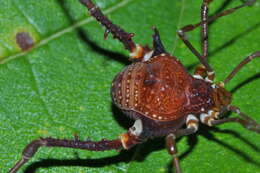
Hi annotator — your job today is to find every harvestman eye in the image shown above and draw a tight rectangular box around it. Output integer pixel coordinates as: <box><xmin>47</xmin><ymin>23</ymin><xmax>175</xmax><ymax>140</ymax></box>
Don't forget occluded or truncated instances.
<box><xmin>9</xmin><ymin>0</ymin><xmax>260</xmax><ymax>173</ymax></box>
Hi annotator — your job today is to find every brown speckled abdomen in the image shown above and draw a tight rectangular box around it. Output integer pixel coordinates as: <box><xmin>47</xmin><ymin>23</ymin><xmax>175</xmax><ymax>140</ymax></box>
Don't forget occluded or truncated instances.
<box><xmin>111</xmin><ymin>54</ymin><xmax>211</xmax><ymax>121</ymax></box>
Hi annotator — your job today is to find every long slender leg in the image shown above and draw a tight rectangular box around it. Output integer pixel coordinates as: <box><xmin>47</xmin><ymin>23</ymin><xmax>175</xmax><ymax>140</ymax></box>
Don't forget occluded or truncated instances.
<box><xmin>224</xmin><ymin>51</ymin><xmax>260</xmax><ymax>84</ymax></box>
<box><xmin>79</xmin><ymin>0</ymin><xmax>136</xmax><ymax>52</ymax></box>
<box><xmin>178</xmin><ymin>0</ymin><xmax>213</xmax><ymax>74</ymax></box>
<box><xmin>166</xmin><ymin>129</ymin><xmax>197</xmax><ymax>173</ymax></box>
<box><xmin>9</xmin><ymin>138</ymin><xmax>122</xmax><ymax>173</ymax></box>
<box><xmin>180</xmin><ymin>0</ymin><xmax>256</xmax><ymax>41</ymax></box>
<box><xmin>166</xmin><ymin>114</ymin><xmax>199</xmax><ymax>173</ymax></box>
<box><xmin>201</xmin><ymin>0</ymin><xmax>210</xmax><ymax>60</ymax></box>
<box><xmin>178</xmin><ymin>27</ymin><xmax>213</xmax><ymax>73</ymax></box>
<box><xmin>179</xmin><ymin>0</ymin><xmax>256</xmax><ymax>78</ymax></box>
<box><xmin>166</xmin><ymin>134</ymin><xmax>182</xmax><ymax>173</ymax></box>
<box><xmin>9</xmin><ymin>132</ymin><xmax>141</xmax><ymax>173</ymax></box>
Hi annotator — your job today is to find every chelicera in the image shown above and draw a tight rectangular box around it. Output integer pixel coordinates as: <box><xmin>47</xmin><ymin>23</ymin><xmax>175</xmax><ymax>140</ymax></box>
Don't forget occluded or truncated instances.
<box><xmin>9</xmin><ymin>0</ymin><xmax>260</xmax><ymax>172</ymax></box>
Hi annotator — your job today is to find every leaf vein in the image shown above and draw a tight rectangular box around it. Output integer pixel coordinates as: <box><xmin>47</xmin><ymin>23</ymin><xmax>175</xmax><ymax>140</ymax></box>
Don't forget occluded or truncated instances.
<box><xmin>171</xmin><ymin>0</ymin><xmax>186</xmax><ymax>54</ymax></box>
<box><xmin>0</xmin><ymin>0</ymin><xmax>134</xmax><ymax>65</ymax></box>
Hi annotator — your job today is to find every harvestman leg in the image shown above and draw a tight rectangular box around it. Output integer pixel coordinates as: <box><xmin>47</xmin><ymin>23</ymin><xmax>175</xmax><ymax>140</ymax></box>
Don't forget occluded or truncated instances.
<box><xmin>202</xmin><ymin>105</ymin><xmax>260</xmax><ymax>133</ymax></box>
<box><xmin>166</xmin><ymin>134</ymin><xmax>182</xmax><ymax>173</ymax></box>
<box><xmin>9</xmin><ymin>129</ymin><xmax>144</xmax><ymax>173</ymax></box>
<box><xmin>168</xmin><ymin>102</ymin><xmax>260</xmax><ymax>173</ymax></box>
<box><xmin>80</xmin><ymin>0</ymin><xmax>164</xmax><ymax>60</ymax></box>
<box><xmin>178</xmin><ymin>0</ymin><xmax>256</xmax><ymax>80</ymax></box>
<box><xmin>166</xmin><ymin>115</ymin><xmax>199</xmax><ymax>173</ymax></box>
<box><xmin>9</xmin><ymin>0</ymin><xmax>145</xmax><ymax>172</ymax></box>
<box><xmin>79</xmin><ymin>0</ymin><xmax>137</xmax><ymax>52</ymax></box>
<box><xmin>223</xmin><ymin>51</ymin><xmax>260</xmax><ymax>84</ymax></box>
<box><xmin>166</xmin><ymin>130</ymin><xmax>194</xmax><ymax>173</ymax></box>
<box><xmin>8</xmin><ymin>137</ymin><xmax>126</xmax><ymax>173</ymax></box>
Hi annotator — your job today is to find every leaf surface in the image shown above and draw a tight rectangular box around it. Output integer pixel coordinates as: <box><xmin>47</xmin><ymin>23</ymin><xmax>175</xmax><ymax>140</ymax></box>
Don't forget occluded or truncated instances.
<box><xmin>0</xmin><ymin>0</ymin><xmax>260</xmax><ymax>173</ymax></box>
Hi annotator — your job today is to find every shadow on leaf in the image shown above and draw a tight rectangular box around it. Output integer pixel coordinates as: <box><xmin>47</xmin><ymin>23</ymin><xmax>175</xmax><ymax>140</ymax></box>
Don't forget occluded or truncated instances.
<box><xmin>230</xmin><ymin>73</ymin><xmax>260</xmax><ymax>93</ymax></box>
<box><xmin>22</xmin><ymin>0</ymin><xmax>260</xmax><ymax>173</ymax></box>
<box><xmin>57</xmin><ymin>0</ymin><xmax>129</xmax><ymax>66</ymax></box>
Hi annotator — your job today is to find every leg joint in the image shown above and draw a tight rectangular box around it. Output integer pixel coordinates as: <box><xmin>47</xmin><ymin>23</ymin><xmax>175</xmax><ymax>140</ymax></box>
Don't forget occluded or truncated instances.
<box><xmin>186</xmin><ymin>114</ymin><xmax>199</xmax><ymax>132</ymax></box>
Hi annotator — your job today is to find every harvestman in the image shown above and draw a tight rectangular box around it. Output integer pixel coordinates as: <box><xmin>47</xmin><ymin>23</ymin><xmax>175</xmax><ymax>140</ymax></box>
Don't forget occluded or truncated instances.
<box><xmin>9</xmin><ymin>0</ymin><xmax>260</xmax><ymax>172</ymax></box>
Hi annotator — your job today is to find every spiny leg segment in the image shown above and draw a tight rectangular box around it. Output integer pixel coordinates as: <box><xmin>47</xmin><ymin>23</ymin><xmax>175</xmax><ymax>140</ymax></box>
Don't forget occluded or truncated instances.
<box><xmin>79</xmin><ymin>0</ymin><xmax>136</xmax><ymax>52</ymax></box>
<box><xmin>8</xmin><ymin>0</ymin><xmax>259</xmax><ymax>173</ymax></box>
<box><xmin>9</xmin><ymin>129</ymin><xmax>144</xmax><ymax>173</ymax></box>
<box><xmin>80</xmin><ymin>0</ymin><xmax>166</xmax><ymax>61</ymax></box>
<box><xmin>9</xmin><ymin>137</ymin><xmax>123</xmax><ymax>173</ymax></box>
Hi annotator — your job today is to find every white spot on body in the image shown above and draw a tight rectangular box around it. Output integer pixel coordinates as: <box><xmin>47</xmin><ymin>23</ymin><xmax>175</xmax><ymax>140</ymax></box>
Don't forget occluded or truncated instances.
<box><xmin>209</xmin><ymin>110</ymin><xmax>219</xmax><ymax>119</ymax></box>
<box><xmin>211</xmin><ymin>84</ymin><xmax>216</xmax><ymax>89</ymax></box>
<box><xmin>193</xmin><ymin>75</ymin><xmax>203</xmax><ymax>79</ymax></box>
<box><xmin>205</xmin><ymin>77</ymin><xmax>213</xmax><ymax>83</ymax></box>
<box><xmin>199</xmin><ymin>113</ymin><xmax>209</xmax><ymax>124</ymax></box>
<box><xmin>152</xmin><ymin>114</ymin><xmax>157</xmax><ymax>118</ymax></box>
<box><xmin>208</xmin><ymin>110</ymin><xmax>213</xmax><ymax>115</ymax></box>
<box><xmin>186</xmin><ymin>114</ymin><xmax>199</xmax><ymax>131</ymax></box>
<box><xmin>186</xmin><ymin>114</ymin><xmax>198</xmax><ymax>123</ymax></box>
<box><xmin>161</xmin><ymin>53</ymin><xmax>167</xmax><ymax>56</ymax></box>
<box><xmin>130</xmin><ymin>119</ymin><xmax>143</xmax><ymax>136</ymax></box>
<box><xmin>207</xmin><ymin>71</ymin><xmax>215</xmax><ymax>76</ymax></box>
<box><xmin>143</xmin><ymin>50</ymin><xmax>154</xmax><ymax>61</ymax></box>
<box><xmin>199</xmin><ymin>109</ymin><xmax>219</xmax><ymax>126</ymax></box>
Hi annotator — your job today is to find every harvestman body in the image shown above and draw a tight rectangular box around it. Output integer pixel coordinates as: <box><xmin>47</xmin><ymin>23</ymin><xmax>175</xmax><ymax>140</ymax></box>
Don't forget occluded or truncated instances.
<box><xmin>9</xmin><ymin>0</ymin><xmax>260</xmax><ymax>172</ymax></box>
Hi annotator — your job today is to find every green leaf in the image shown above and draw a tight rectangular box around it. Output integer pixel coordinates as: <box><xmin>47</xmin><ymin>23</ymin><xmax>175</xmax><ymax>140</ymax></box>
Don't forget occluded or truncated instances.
<box><xmin>1</xmin><ymin>0</ymin><xmax>260</xmax><ymax>173</ymax></box>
